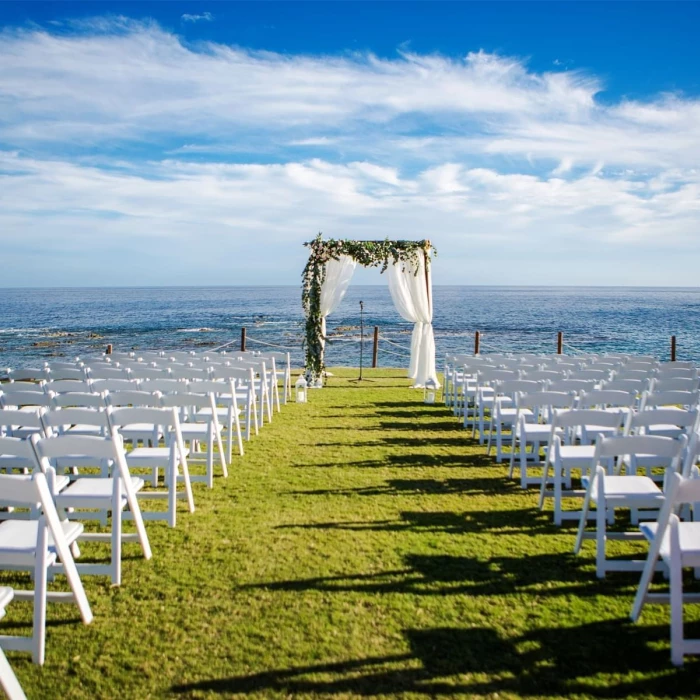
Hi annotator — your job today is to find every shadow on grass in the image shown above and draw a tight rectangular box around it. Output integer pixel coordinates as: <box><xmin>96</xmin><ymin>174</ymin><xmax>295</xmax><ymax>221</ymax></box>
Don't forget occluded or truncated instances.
<box><xmin>171</xmin><ymin>622</ymin><xmax>698</xmax><ymax>697</ymax></box>
<box><xmin>285</xmin><ymin>476</ymin><xmax>519</xmax><ymax>497</ymax></box>
<box><xmin>303</xmin><ymin>453</ymin><xmax>494</xmax><ymax>469</ymax></box>
<box><xmin>275</xmin><ymin>507</ymin><xmax>553</xmax><ymax>535</ymax></box>
<box><xmin>240</xmin><ymin>551</ymin><xmax>619</xmax><ymax>598</ymax></box>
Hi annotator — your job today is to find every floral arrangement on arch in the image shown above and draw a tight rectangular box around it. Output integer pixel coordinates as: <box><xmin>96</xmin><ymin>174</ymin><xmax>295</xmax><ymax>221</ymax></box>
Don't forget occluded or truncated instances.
<box><xmin>301</xmin><ymin>234</ymin><xmax>435</xmax><ymax>381</ymax></box>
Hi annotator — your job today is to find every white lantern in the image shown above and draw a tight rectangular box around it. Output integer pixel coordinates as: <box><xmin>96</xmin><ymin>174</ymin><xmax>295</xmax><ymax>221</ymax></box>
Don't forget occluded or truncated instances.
<box><xmin>295</xmin><ymin>374</ymin><xmax>308</xmax><ymax>403</ymax></box>
<box><xmin>424</xmin><ymin>377</ymin><xmax>438</xmax><ymax>405</ymax></box>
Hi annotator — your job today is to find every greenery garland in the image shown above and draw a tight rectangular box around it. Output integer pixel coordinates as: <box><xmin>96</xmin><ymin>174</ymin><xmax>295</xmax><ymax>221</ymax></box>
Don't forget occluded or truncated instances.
<box><xmin>302</xmin><ymin>234</ymin><xmax>436</xmax><ymax>381</ymax></box>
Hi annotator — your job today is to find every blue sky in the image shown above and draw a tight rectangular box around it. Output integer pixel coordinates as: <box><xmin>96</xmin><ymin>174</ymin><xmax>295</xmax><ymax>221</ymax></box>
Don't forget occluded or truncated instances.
<box><xmin>1</xmin><ymin>1</ymin><xmax>699</xmax><ymax>286</ymax></box>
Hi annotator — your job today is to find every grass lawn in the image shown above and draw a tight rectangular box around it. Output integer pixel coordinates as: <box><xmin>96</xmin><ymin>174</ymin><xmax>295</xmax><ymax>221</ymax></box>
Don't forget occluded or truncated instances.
<box><xmin>4</xmin><ymin>367</ymin><xmax>700</xmax><ymax>698</ymax></box>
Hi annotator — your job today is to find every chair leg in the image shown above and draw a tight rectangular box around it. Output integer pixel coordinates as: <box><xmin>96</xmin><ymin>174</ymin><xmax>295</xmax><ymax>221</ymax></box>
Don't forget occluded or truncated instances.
<box><xmin>670</xmin><ymin>517</ymin><xmax>685</xmax><ymax>666</ymax></box>
<box><xmin>33</xmin><ymin>526</ymin><xmax>48</xmax><ymax>665</ymax></box>
<box><xmin>574</xmin><ymin>480</ymin><xmax>594</xmax><ymax>554</ymax></box>
<box><xmin>595</xmin><ymin>480</ymin><xmax>607</xmax><ymax>579</ymax></box>
<box><xmin>111</xmin><ymin>475</ymin><xmax>123</xmax><ymax>585</ymax></box>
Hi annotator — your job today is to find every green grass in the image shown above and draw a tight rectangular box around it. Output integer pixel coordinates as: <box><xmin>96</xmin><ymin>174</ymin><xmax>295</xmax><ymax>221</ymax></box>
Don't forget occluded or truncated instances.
<box><xmin>4</xmin><ymin>368</ymin><xmax>700</xmax><ymax>699</ymax></box>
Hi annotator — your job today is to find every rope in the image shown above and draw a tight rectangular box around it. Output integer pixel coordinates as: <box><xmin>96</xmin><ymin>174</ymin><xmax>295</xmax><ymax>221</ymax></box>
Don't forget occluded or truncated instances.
<box><xmin>563</xmin><ymin>342</ymin><xmax>589</xmax><ymax>355</ymax></box>
<box><xmin>381</xmin><ymin>347</ymin><xmax>411</xmax><ymax>359</ymax></box>
<box><xmin>211</xmin><ymin>338</ymin><xmax>241</xmax><ymax>352</ymax></box>
<box><xmin>379</xmin><ymin>335</ymin><xmax>411</xmax><ymax>351</ymax></box>
<box><xmin>246</xmin><ymin>336</ymin><xmax>301</xmax><ymax>351</ymax></box>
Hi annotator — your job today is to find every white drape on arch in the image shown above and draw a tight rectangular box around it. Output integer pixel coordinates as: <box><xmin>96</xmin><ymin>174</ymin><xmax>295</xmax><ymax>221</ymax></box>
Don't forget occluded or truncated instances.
<box><xmin>386</xmin><ymin>252</ymin><xmax>439</xmax><ymax>388</ymax></box>
<box><xmin>320</xmin><ymin>255</ymin><xmax>357</xmax><ymax>350</ymax></box>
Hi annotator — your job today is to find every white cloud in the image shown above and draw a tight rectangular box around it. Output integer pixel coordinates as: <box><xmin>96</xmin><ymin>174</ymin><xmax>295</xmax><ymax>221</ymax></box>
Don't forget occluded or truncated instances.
<box><xmin>0</xmin><ymin>18</ymin><xmax>698</xmax><ymax>285</ymax></box>
<box><xmin>181</xmin><ymin>12</ymin><xmax>213</xmax><ymax>23</ymax></box>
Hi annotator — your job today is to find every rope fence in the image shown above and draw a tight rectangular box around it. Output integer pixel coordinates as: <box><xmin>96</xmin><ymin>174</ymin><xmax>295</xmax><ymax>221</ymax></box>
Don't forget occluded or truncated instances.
<box><xmin>208</xmin><ymin>327</ymin><xmax>683</xmax><ymax>366</ymax></box>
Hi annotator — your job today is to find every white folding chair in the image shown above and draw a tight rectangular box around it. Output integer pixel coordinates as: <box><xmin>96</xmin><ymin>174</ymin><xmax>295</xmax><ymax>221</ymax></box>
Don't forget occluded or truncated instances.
<box><xmin>258</xmin><ymin>351</ymin><xmax>291</xmax><ymax>407</ymax></box>
<box><xmin>574</xmin><ymin>434</ymin><xmax>686</xmax><ymax>578</ymax></box>
<box><xmin>211</xmin><ymin>366</ymin><xmax>259</xmax><ymax>440</ymax></box>
<box><xmin>631</xmin><ymin>470</ymin><xmax>700</xmax><ymax>665</ymax></box>
<box><xmin>107</xmin><ymin>407</ymin><xmax>194</xmax><ymax>527</ymax></box>
<box><xmin>508</xmin><ymin>391</ymin><xmax>576</xmax><ymax>488</ymax></box>
<box><xmin>538</xmin><ymin>408</ymin><xmax>624</xmax><ymax>526</ymax></box>
<box><xmin>187</xmin><ymin>379</ymin><xmax>244</xmax><ymax>460</ymax></box>
<box><xmin>485</xmin><ymin>379</ymin><xmax>541</xmax><ymax>462</ymax></box>
<box><xmin>33</xmin><ymin>431</ymin><xmax>152</xmax><ymax>585</ymax></box>
<box><xmin>159</xmin><ymin>392</ymin><xmax>227</xmax><ymax>489</ymax></box>
<box><xmin>0</xmin><ymin>469</ymin><xmax>93</xmax><ymax>664</ymax></box>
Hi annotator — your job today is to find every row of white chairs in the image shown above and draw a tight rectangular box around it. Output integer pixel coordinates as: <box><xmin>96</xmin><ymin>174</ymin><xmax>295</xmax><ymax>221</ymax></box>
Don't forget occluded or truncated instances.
<box><xmin>445</xmin><ymin>355</ymin><xmax>700</xmax><ymax>665</ymax></box>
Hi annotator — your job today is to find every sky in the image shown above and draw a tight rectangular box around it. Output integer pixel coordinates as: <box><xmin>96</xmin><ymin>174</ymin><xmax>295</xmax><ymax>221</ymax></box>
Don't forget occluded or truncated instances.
<box><xmin>0</xmin><ymin>1</ymin><xmax>699</xmax><ymax>287</ymax></box>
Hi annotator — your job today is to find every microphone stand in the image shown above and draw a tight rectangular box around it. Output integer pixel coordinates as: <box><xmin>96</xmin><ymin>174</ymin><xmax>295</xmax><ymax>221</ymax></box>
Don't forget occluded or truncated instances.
<box><xmin>358</xmin><ymin>300</ymin><xmax>364</xmax><ymax>381</ymax></box>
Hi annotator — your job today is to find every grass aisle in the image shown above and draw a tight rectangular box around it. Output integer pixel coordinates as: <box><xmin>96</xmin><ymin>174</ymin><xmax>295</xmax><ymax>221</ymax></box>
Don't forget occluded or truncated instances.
<box><xmin>8</xmin><ymin>368</ymin><xmax>700</xmax><ymax>698</ymax></box>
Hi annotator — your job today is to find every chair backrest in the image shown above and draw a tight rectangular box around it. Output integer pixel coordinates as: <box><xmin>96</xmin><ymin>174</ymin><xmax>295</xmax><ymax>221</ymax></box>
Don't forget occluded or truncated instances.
<box><xmin>44</xmin><ymin>379</ymin><xmax>93</xmax><ymax>395</ymax></box>
<box><xmin>123</xmin><ymin>366</ymin><xmax>170</xmax><ymax>380</ymax></box>
<box><xmin>210</xmin><ymin>365</ymin><xmax>254</xmax><ymax>386</ymax></box>
<box><xmin>186</xmin><ymin>379</ymin><xmax>236</xmax><ymax>397</ymax></box>
<box><xmin>547</xmin><ymin>379</ymin><xmax>597</xmax><ymax>394</ymax></box>
<box><xmin>521</xmin><ymin>370</ymin><xmax>565</xmax><ymax>382</ymax></box>
<box><xmin>87</xmin><ymin>366</ymin><xmax>131</xmax><ymax>380</ymax></box>
<box><xmin>552</xmin><ymin>407</ymin><xmax>625</xmax><ymax>430</ymax></box>
<box><xmin>577</xmin><ymin>389</ymin><xmax>637</xmax><ymax>409</ymax></box>
<box><xmin>516</xmin><ymin>391</ymin><xmax>576</xmax><ymax>416</ymax></box>
<box><xmin>551</xmin><ymin>408</ymin><xmax>625</xmax><ymax>445</ymax></box>
<box><xmin>107</xmin><ymin>406</ymin><xmax>183</xmax><ymax>435</ymax></box>
<box><xmin>7</xmin><ymin>368</ymin><xmax>49</xmax><ymax>382</ymax></box>
<box><xmin>625</xmin><ymin>408</ymin><xmax>700</xmax><ymax>435</ymax></box>
<box><xmin>649</xmin><ymin>377</ymin><xmax>700</xmax><ymax>394</ymax></box>
<box><xmin>476</xmin><ymin>368</ymin><xmax>519</xmax><ymax>384</ymax></box>
<box><xmin>160</xmin><ymin>391</ymin><xmax>214</xmax><ymax>412</ymax></box>
<box><xmin>0</xmin><ymin>390</ymin><xmax>55</xmax><ymax>409</ymax></box>
<box><xmin>104</xmin><ymin>390</ymin><xmax>162</xmax><ymax>408</ymax></box>
<box><xmin>567</xmin><ymin>369</ymin><xmax>610</xmax><ymax>381</ymax></box>
<box><xmin>640</xmin><ymin>389</ymin><xmax>700</xmax><ymax>411</ymax></box>
<box><xmin>0</xmin><ymin>434</ymin><xmax>42</xmax><ymax>475</ymax></box>
<box><xmin>139</xmin><ymin>379</ymin><xmax>187</xmax><ymax>394</ymax></box>
<box><xmin>90</xmin><ymin>378</ymin><xmax>141</xmax><ymax>393</ymax></box>
<box><xmin>34</xmin><ymin>431</ymin><xmax>122</xmax><ymax>463</ymax></box>
<box><xmin>601</xmin><ymin>378</ymin><xmax>647</xmax><ymax>394</ymax></box>
<box><xmin>594</xmin><ymin>434</ymin><xmax>686</xmax><ymax>463</ymax></box>
<box><xmin>167</xmin><ymin>366</ymin><xmax>211</xmax><ymax>381</ymax></box>
<box><xmin>1</xmin><ymin>381</ymin><xmax>45</xmax><ymax>393</ymax></box>
<box><xmin>46</xmin><ymin>368</ymin><xmax>87</xmax><ymax>381</ymax></box>
<box><xmin>0</xmin><ymin>408</ymin><xmax>47</xmax><ymax>438</ymax></box>
<box><xmin>494</xmin><ymin>379</ymin><xmax>542</xmax><ymax>397</ymax></box>
<box><xmin>624</xmin><ymin>361</ymin><xmax>659</xmax><ymax>371</ymax></box>
<box><xmin>51</xmin><ymin>391</ymin><xmax>106</xmax><ymax>409</ymax></box>
<box><xmin>41</xmin><ymin>407</ymin><xmax>110</xmax><ymax>435</ymax></box>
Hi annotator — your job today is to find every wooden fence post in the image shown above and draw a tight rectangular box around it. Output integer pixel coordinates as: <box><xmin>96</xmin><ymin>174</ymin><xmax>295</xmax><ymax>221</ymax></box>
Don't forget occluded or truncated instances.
<box><xmin>474</xmin><ymin>331</ymin><xmax>480</xmax><ymax>356</ymax></box>
<box><xmin>106</xmin><ymin>344</ymin><xmax>113</xmax><ymax>355</ymax></box>
<box><xmin>671</xmin><ymin>335</ymin><xmax>677</xmax><ymax>362</ymax></box>
<box><xmin>240</xmin><ymin>327</ymin><xmax>247</xmax><ymax>352</ymax></box>
<box><xmin>372</xmin><ymin>326</ymin><xmax>379</xmax><ymax>368</ymax></box>
<box><xmin>557</xmin><ymin>331</ymin><xmax>563</xmax><ymax>355</ymax></box>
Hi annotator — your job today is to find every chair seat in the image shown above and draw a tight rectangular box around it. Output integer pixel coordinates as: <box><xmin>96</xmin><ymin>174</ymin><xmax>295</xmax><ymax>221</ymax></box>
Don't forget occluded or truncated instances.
<box><xmin>556</xmin><ymin>444</ymin><xmax>596</xmax><ymax>462</ymax></box>
<box><xmin>521</xmin><ymin>424</ymin><xmax>554</xmax><ymax>439</ymax></box>
<box><xmin>584</xmin><ymin>474</ymin><xmax>663</xmax><ymax>500</ymax></box>
<box><xmin>0</xmin><ymin>519</ymin><xmax>83</xmax><ymax>555</ymax></box>
<box><xmin>641</xmin><ymin>521</ymin><xmax>700</xmax><ymax>563</ymax></box>
<box><xmin>500</xmin><ymin>407</ymin><xmax>533</xmax><ymax>420</ymax></box>
<box><xmin>127</xmin><ymin>446</ymin><xmax>183</xmax><ymax>461</ymax></box>
<box><xmin>57</xmin><ymin>476</ymin><xmax>144</xmax><ymax>503</ymax></box>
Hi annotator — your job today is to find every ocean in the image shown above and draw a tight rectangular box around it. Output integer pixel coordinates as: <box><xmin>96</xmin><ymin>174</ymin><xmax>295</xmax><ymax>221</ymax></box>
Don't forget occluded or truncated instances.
<box><xmin>1</xmin><ymin>286</ymin><xmax>699</xmax><ymax>370</ymax></box>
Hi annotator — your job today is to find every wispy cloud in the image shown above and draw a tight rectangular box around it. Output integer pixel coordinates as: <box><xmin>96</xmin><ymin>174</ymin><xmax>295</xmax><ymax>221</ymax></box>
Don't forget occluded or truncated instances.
<box><xmin>181</xmin><ymin>12</ymin><xmax>213</xmax><ymax>23</ymax></box>
<box><xmin>0</xmin><ymin>18</ymin><xmax>698</xmax><ymax>285</ymax></box>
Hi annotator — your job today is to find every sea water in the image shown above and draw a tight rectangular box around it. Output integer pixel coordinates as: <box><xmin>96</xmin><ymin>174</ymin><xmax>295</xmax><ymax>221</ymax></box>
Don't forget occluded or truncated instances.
<box><xmin>1</xmin><ymin>286</ymin><xmax>699</xmax><ymax>370</ymax></box>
